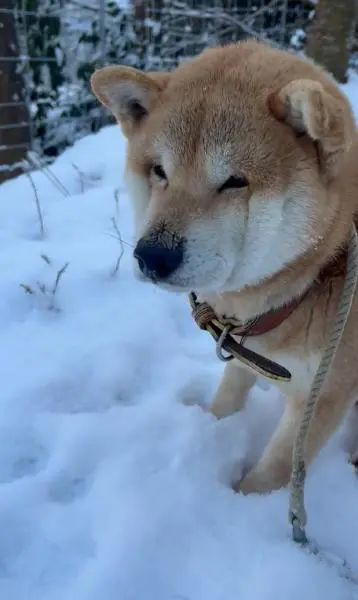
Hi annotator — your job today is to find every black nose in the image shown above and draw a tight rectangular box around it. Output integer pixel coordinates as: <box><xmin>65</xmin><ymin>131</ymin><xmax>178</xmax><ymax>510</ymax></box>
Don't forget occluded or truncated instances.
<box><xmin>134</xmin><ymin>238</ymin><xmax>184</xmax><ymax>280</ymax></box>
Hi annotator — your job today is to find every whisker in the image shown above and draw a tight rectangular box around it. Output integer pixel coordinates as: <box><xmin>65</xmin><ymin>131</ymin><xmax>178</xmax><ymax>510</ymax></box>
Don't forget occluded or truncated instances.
<box><xmin>105</xmin><ymin>232</ymin><xmax>135</xmax><ymax>249</ymax></box>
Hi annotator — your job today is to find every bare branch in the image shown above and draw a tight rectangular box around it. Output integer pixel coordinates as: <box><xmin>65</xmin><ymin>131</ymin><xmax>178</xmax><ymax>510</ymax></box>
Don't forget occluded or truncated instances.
<box><xmin>37</xmin><ymin>281</ymin><xmax>47</xmax><ymax>295</ymax></box>
<box><xmin>243</xmin><ymin>0</ymin><xmax>281</xmax><ymax>24</ymax></box>
<box><xmin>41</xmin><ymin>253</ymin><xmax>51</xmax><ymax>265</ymax></box>
<box><xmin>52</xmin><ymin>262</ymin><xmax>70</xmax><ymax>295</ymax></box>
<box><xmin>20</xmin><ymin>283</ymin><xmax>34</xmax><ymax>295</ymax></box>
<box><xmin>26</xmin><ymin>171</ymin><xmax>45</xmax><ymax>237</ymax></box>
<box><xmin>114</xmin><ymin>188</ymin><xmax>120</xmax><ymax>219</ymax></box>
<box><xmin>72</xmin><ymin>162</ymin><xmax>85</xmax><ymax>193</ymax></box>
<box><xmin>111</xmin><ymin>216</ymin><xmax>125</xmax><ymax>277</ymax></box>
<box><xmin>27</xmin><ymin>153</ymin><xmax>70</xmax><ymax>198</ymax></box>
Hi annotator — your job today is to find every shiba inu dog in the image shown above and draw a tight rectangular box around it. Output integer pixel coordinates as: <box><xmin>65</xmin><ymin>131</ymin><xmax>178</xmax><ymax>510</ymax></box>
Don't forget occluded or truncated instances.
<box><xmin>91</xmin><ymin>40</ymin><xmax>358</xmax><ymax>494</ymax></box>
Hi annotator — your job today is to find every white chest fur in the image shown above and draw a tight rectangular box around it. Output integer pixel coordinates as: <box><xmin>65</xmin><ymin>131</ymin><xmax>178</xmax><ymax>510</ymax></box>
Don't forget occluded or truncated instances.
<box><xmin>243</xmin><ymin>337</ymin><xmax>320</xmax><ymax>398</ymax></box>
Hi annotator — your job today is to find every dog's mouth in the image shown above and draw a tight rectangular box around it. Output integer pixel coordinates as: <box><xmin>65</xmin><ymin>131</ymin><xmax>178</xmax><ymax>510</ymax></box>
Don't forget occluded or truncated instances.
<box><xmin>133</xmin><ymin>260</ymin><xmax>189</xmax><ymax>292</ymax></box>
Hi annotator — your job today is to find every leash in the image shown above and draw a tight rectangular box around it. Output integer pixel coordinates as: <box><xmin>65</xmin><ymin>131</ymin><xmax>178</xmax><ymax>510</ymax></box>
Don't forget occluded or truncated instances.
<box><xmin>289</xmin><ymin>223</ymin><xmax>358</xmax><ymax>579</ymax></box>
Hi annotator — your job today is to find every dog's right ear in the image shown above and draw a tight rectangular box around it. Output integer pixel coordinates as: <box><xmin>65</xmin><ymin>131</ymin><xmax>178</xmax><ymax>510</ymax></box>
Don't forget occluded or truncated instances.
<box><xmin>91</xmin><ymin>66</ymin><xmax>168</xmax><ymax>137</ymax></box>
<box><xmin>268</xmin><ymin>79</ymin><xmax>354</xmax><ymax>179</ymax></box>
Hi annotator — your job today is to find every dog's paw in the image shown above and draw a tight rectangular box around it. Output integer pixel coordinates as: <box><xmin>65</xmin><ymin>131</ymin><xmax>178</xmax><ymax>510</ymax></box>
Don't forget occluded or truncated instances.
<box><xmin>179</xmin><ymin>378</ymin><xmax>212</xmax><ymax>412</ymax></box>
<box><xmin>232</xmin><ymin>470</ymin><xmax>271</xmax><ymax>495</ymax></box>
<box><xmin>233</xmin><ymin>464</ymin><xmax>289</xmax><ymax>495</ymax></box>
<box><xmin>209</xmin><ymin>401</ymin><xmax>231</xmax><ymax>419</ymax></box>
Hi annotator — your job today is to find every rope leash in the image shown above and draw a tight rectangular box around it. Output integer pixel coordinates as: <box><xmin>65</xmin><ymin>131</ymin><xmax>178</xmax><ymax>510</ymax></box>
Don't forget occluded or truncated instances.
<box><xmin>289</xmin><ymin>223</ymin><xmax>358</xmax><ymax>581</ymax></box>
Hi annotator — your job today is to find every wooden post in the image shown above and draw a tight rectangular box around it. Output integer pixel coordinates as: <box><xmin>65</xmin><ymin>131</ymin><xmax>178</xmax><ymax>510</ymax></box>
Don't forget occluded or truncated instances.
<box><xmin>0</xmin><ymin>1</ymin><xmax>31</xmax><ymax>182</ymax></box>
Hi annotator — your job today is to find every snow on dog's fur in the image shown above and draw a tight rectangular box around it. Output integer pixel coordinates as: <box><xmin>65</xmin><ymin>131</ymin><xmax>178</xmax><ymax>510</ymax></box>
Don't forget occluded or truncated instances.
<box><xmin>91</xmin><ymin>41</ymin><xmax>358</xmax><ymax>494</ymax></box>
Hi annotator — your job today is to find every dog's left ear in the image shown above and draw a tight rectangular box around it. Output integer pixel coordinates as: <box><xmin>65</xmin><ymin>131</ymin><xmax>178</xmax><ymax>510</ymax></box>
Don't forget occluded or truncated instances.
<box><xmin>269</xmin><ymin>79</ymin><xmax>354</xmax><ymax>179</ymax></box>
<box><xmin>91</xmin><ymin>66</ymin><xmax>169</xmax><ymax>137</ymax></box>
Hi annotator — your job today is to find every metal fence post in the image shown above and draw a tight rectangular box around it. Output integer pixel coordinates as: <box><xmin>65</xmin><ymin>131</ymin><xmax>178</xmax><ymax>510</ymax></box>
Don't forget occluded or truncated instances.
<box><xmin>99</xmin><ymin>0</ymin><xmax>106</xmax><ymax>67</ymax></box>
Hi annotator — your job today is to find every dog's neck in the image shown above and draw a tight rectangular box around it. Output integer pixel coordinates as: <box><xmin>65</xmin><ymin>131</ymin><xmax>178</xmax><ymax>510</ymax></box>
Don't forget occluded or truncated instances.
<box><xmin>199</xmin><ymin>232</ymin><xmax>349</xmax><ymax>325</ymax></box>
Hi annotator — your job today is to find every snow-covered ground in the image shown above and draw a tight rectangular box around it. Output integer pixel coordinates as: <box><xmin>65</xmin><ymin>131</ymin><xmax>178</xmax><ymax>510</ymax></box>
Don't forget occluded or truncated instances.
<box><xmin>0</xmin><ymin>74</ymin><xmax>358</xmax><ymax>600</ymax></box>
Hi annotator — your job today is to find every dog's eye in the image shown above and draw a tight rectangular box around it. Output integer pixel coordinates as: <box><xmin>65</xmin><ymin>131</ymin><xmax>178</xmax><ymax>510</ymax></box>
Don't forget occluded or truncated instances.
<box><xmin>218</xmin><ymin>176</ymin><xmax>248</xmax><ymax>192</ymax></box>
<box><xmin>152</xmin><ymin>164</ymin><xmax>167</xmax><ymax>180</ymax></box>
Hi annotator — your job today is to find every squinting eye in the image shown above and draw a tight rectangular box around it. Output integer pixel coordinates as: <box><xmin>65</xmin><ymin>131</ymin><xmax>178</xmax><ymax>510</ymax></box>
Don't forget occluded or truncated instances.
<box><xmin>152</xmin><ymin>164</ymin><xmax>167</xmax><ymax>180</ymax></box>
<box><xmin>218</xmin><ymin>175</ymin><xmax>248</xmax><ymax>192</ymax></box>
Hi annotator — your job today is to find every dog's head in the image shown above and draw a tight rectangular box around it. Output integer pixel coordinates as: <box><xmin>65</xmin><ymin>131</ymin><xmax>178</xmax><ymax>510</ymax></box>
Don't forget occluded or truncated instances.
<box><xmin>91</xmin><ymin>42</ymin><xmax>354</xmax><ymax>294</ymax></box>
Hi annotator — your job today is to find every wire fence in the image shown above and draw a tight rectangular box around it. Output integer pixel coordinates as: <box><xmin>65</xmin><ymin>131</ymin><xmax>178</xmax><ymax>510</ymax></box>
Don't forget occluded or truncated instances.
<box><xmin>0</xmin><ymin>0</ymin><xmax>356</xmax><ymax>181</ymax></box>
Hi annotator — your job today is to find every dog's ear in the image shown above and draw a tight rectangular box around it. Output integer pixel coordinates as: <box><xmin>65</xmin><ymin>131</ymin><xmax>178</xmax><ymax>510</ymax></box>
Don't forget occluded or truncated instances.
<box><xmin>91</xmin><ymin>66</ymin><xmax>168</xmax><ymax>136</ymax></box>
<box><xmin>269</xmin><ymin>79</ymin><xmax>353</xmax><ymax>179</ymax></box>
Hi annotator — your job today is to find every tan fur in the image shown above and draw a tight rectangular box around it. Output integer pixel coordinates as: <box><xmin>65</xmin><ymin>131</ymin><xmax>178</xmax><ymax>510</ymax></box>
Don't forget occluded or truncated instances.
<box><xmin>91</xmin><ymin>41</ymin><xmax>358</xmax><ymax>494</ymax></box>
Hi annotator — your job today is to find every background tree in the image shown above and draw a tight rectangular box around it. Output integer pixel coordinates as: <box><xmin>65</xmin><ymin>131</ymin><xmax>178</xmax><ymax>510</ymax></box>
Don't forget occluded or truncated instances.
<box><xmin>305</xmin><ymin>0</ymin><xmax>356</xmax><ymax>83</ymax></box>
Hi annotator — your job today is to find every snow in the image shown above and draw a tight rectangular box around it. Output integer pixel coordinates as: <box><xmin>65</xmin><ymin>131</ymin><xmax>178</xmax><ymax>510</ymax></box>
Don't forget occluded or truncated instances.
<box><xmin>0</xmin><ymin>78</ymin><xmax>358</xmax><ymax>600</ymax></box>
<box><xmin>346</xmin><ymin>73</ymin><xmax>358</xmax><ymax>122</ymax></box>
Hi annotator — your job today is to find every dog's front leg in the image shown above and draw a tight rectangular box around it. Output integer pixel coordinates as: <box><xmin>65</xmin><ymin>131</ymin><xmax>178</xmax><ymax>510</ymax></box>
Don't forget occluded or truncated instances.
<box><xmin>235</xmin><ymin>388</ymin><xmax>353</xmax><ymax>494</ymax></box>
<box><xmin>210</xmin><ymin>362</ymin><xmax>256</xmax><ymax>419</ymax></box>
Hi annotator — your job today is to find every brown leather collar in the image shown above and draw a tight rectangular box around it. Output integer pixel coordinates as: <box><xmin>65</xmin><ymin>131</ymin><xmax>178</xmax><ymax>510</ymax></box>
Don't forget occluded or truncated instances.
<box><xmin>226</xmin><ymin>294</ymin><xmax>304</xmax><ymax>338</ymax></box>
<box><xmin>215</xmin><ymin>246</ymin><xmax>347</xmax><ymax>339</ymax></box>
<box><xmin>189</xmin><ymin>291</ymin><xmax>293</xmax><ymax>380</ymax></box>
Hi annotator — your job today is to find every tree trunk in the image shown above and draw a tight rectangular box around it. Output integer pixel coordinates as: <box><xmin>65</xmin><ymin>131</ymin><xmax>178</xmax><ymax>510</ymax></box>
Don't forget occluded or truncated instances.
<box><xmin>305</xmin><ymin>0</ymin><xmax>356</xmax><ymax>83</ymax></box>
<box><xmin>0</xmin><ymin>0</ymin><xmax>31</xmax><ymax>182</ymax></box>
